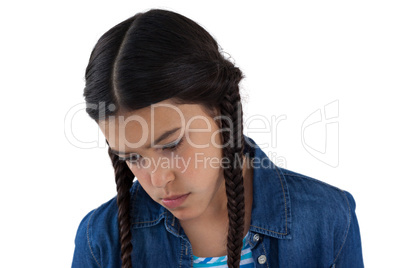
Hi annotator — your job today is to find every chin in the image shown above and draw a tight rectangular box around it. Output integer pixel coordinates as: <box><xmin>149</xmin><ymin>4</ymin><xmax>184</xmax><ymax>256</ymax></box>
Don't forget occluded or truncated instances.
<box><xmin>169</xmin><ymin>208</ymin><xmax>199</xmax><ymax>222</ymax></box>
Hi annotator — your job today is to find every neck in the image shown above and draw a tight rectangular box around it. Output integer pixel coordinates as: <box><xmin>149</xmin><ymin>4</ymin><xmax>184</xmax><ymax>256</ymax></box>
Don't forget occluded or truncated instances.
<box><xmin>179</xmin><ymin>155</ymin><xmax>254</xmax><ymax>257</ymax></box>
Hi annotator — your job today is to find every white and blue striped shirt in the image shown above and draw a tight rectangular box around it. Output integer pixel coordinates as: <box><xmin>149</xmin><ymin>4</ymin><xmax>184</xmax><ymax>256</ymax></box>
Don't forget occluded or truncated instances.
<box><xmin>193</xmin><ymin>233</ymin><xmax>255</xmax><ymax>268</ymax></box>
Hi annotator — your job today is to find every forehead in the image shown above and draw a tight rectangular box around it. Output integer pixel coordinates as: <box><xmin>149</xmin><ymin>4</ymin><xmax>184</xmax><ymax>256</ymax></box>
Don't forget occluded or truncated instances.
<box><xmin>99</xmin><ymin>101</ymin><xmax>217</xmax><ymax>151</ymax></box>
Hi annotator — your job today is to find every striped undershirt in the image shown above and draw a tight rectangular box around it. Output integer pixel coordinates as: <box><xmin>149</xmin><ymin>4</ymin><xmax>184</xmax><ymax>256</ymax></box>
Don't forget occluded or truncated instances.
<box><xmin>193</xmin><ymin>233</ymin><xmax>255</xmax><ymax>268</ymax></box>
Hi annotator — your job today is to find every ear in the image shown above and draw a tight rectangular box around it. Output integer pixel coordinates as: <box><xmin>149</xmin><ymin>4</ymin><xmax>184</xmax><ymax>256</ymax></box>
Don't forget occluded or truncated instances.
<box><xmin>211</xmin><ymin>107</ymin><xmax>222</xmax><ymax>129</ymax></box>
<box><xmin>212</xmin><ymin>107</ymin><xmax>220</xmax><ymax>118</ymax></box>
<box><xmin>200</xmin><ymin>105</ymin><xmax>221</xmax><ymax>128</ymax></box>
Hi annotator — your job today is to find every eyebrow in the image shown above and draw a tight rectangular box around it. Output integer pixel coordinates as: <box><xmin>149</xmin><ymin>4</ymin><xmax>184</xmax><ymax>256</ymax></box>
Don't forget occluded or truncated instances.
<box><xmin>109</xmin><ymin>127</ymin><xmax>181</xmax><ymax>156</ymax></box>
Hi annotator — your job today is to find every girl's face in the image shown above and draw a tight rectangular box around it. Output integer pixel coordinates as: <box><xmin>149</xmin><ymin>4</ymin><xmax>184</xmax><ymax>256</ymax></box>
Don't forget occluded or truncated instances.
<box><xmin>99</xmin><ymin>99</ymin><xmax>229</xmax><ymax>222</ymax></box>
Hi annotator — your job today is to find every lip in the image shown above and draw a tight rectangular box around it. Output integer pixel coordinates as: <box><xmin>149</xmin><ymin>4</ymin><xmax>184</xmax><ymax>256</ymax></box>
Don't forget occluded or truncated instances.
<box><xmin>162</xmin><ymin>193</ymin><xmax>189</xmax><ymax>200</ymax></box>
<box><xmin>161</xmin><ymin>193</ymin><xmax>190</xmax><ymax>209</ymax></box>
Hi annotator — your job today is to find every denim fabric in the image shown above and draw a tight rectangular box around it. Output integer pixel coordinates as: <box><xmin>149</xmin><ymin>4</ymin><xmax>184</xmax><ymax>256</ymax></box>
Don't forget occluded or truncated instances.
<box><xmin>72</xmin><ymin>135</ymin><xmax>364</xmax><ymax>267</ymax></box>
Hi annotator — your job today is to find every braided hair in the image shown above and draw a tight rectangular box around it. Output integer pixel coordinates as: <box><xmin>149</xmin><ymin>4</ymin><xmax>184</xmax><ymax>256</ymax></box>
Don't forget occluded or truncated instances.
<box><xmin>107</xmin><ymin>141</ymin><xmax>134</xmax><ymax>268</ymax></box>
<box><xmin>219</xmin><ymin>66</ymin><xmax>245</xmax><ymax>267</ymax></box>
<box><xmin>83</xmin><ymin>9</ymin><xmax>246</xmax><ymax>268</ymax></box>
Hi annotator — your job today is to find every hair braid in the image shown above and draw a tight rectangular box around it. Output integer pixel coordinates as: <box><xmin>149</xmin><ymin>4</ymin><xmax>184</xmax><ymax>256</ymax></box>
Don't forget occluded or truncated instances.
<box><xmin>219</xmin><ymin>64</ymin><xmax>245</xmax><ymax>268</ymax></box>
<box><xmin>107</xmin><ymin>140</ymin><xmax>134</xmax><ymax>268</ymax></box>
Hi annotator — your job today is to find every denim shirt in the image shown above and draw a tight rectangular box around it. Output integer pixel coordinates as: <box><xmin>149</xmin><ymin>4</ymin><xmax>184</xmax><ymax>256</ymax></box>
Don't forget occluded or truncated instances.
<box><xmin>72</xmin><ymin>135</ymin><xmax>364</xmax><ymax>267</ymax></box>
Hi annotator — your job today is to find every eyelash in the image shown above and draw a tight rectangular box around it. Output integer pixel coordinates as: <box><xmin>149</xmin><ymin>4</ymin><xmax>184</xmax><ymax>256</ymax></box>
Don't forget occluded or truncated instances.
<box><xmin>122</xmin><ymin>138</ymin><xmax>184</xmax><ymax>164</ymax></box>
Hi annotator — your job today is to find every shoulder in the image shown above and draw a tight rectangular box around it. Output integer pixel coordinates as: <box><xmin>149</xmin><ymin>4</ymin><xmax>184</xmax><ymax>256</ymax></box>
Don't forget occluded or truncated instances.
<box><xmin>72</xmin><ymin>195</ymin><xmax>121</xmax><ymax>267</ymax></box>
<box><xmin>278</xmin><ymin>166</ymin><xmax>356</xmax><ymax>213</ymax></box>
<box><xmin>277</xmin><ymin>167</ymin><xmax>359</xmax><ymax>263</ymax></box>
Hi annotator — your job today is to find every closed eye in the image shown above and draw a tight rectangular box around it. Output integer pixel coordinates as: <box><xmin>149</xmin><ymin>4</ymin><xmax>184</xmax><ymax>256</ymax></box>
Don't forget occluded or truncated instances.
<box><xmin>122</xmin><ymin>137</ymin><xmax>184</xmax><ymax>164</ymax></box>
<box><xmin>161</xmin><ymin>137</ymin><xmax>184</xmax><ymax>151</ymax></box>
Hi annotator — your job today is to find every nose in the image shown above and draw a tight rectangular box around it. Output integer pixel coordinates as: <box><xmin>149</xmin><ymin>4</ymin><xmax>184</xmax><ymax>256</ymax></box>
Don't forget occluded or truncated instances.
<box><xmin>150</xmin><ymin>161</ymin><xmax>175</xmax><ymax>188</ymax></box>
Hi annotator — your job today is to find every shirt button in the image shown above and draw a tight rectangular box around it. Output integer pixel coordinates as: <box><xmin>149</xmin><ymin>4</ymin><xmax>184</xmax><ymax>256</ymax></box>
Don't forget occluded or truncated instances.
<box><xmin>258</xmin><ymin>255</ymin><xmax>267</xmax><ymax>264</ymax></box>
<box><xmin>253</xmin><ymin>234</ymin><xmax>260</xmax><ymax>242</ymax></box>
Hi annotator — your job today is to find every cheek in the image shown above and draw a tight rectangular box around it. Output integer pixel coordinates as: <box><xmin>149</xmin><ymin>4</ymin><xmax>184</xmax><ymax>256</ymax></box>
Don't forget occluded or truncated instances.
<box><xmin>182</xmin><ymin>151</ymin><xmax>222</xmax><ymax>186</ymax></box>
<box><xmin>126</xmin><ymin>162</ymin><xmax>151</xmax><ymax>186</ymax></box>
<box><xmin>181</xmin><ymin>148</ymin><xmax>208</xmax><ymax>180</ymax></box>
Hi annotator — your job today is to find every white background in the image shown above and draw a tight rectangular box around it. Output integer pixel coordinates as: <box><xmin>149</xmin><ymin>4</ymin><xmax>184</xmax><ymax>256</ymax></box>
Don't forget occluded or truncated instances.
<box><xmin>0</xmin><ymin>0</ymin><xmax>401</xmax><ymax>267</ymax></box>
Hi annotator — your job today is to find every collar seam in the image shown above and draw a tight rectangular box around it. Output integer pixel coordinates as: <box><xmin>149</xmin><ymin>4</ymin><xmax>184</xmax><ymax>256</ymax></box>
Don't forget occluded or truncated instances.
<box><xmin>250</xmin><ymin>225</ymin><xmax>288</xmax><ymax>235</ymax></box>
<box><xmin>275</xmin><ymin>165</ymin><xmax>289</xmax><ymax>235</ymax></box>
<box><xmin>132</xmin><ymin>211</ymin><xmax>166</xmax><ymax>226</ymax></box>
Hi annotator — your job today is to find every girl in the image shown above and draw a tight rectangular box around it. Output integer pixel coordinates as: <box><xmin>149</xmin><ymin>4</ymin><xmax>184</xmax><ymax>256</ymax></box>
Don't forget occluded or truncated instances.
<box><xmin>72</xmin><ymin>9</ymin><xmax>364</xmax><ymax>268</ymax></box>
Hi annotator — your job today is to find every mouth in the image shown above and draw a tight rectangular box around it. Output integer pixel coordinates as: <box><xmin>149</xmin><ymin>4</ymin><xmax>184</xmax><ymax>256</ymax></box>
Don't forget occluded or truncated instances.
<box><xmin>161</xmin><ymin>193</ymin><xmax>190</xmax><ymax>209</ymax></box>
<box><xmin>162</xmin><ymin>193</ymin><xmax>190</xmax><ymax>200</ymax></box>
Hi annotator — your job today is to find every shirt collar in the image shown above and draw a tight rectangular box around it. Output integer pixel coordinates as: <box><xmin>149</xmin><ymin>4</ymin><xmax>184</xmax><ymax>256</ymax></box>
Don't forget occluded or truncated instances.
<box><xmin>130</xmin><ymin>135</ymin><xmax>292</xmax><ymax>240</ymax></box>
<box><xmin>244</xmin><ymin>135</ymin><xmax>292</xmax><ymax>240</ymax></box>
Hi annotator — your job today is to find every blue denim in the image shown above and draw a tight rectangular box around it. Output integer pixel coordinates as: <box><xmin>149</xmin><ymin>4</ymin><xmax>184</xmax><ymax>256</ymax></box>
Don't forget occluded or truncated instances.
<box><xmin>72</xmin><ymin>135</ymin><xmax>364</xmax><ymax>267</ymax></box>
